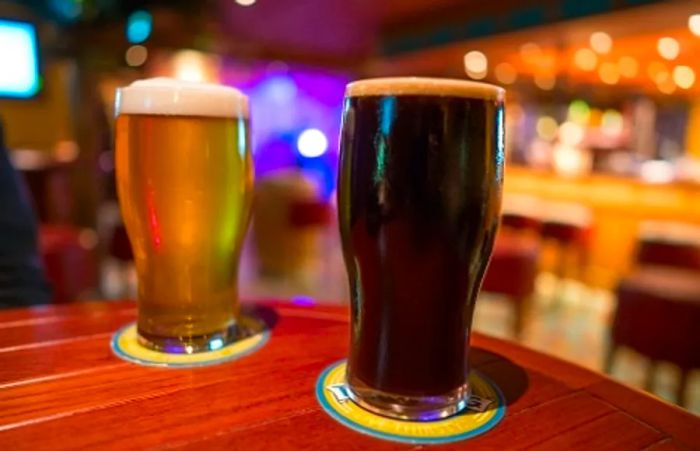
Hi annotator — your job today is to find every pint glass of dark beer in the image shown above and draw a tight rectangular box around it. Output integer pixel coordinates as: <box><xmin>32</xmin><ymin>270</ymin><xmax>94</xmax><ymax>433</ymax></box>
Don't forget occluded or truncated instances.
<box><xmin>115</xmin><ymin>78</ymin><xmax>253</xmax><ymax>353</ymax></box>
<box><xmin>338</xmin><ymin>77</ymin><xmax>505</xmax><ymax>420</ymax></box>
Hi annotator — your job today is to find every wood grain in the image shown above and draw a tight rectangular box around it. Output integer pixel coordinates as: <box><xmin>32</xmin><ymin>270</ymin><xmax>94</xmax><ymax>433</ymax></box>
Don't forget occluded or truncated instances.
<box><xmin>587</xmin><ymin>379</ymin><xmax>700</xmax><ymax>449</ymax></box>
<box><xmin>528</xmin><ymin>411</ymin><xmax>663</xmax><ymax>450</ymax></box>
<box><xmin>0</xmin><ymin>301</ymin><xmax>698</xmax><ymax>450</ymax></box>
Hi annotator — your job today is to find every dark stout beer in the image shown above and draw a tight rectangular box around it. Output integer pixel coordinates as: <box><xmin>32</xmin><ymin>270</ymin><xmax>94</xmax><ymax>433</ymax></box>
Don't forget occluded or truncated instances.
<box><xmin>338</xmin><ymin>78</ymin><xmax>505</xmax><ymax>420</ymax></box>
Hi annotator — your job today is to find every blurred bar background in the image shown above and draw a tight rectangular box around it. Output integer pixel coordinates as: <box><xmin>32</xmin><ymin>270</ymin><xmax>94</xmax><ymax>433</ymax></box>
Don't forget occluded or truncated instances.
<box><xmin>1</xmin><ymin>0</ymin><xmax>699</xmax><ymax>414</ymax></box>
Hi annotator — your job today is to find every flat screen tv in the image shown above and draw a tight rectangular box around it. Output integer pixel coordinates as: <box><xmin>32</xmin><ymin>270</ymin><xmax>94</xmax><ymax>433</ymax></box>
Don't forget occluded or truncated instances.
<box><xmin>0</xmin><ymin>19</ymin><xmax>40</xmax><ymax>98</ymax></box>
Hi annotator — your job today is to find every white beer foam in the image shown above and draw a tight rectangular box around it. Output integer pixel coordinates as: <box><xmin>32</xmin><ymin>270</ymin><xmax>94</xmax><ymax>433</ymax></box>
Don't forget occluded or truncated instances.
<box><xmin>115</xmin><ymin>78</ymin><xmax>249</xmax><ymax>118</ymax></box>
<box><xmin>346</xmin><ymin>77</ymin><xmax>504</xmax><ymax>101</ymax></box>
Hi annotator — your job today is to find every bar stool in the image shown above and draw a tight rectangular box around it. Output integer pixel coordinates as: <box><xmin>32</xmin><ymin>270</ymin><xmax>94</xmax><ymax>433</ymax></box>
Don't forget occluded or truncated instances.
<box><xmin>608</xmin><ymin>222</ymin><xmax>700</xmax><ymax>406</ymax></box>
<box><xmin>636</xmin><ymin>221</ymin><xmax>700</xmax><ymax>270</ymax></box>
<box><xmin>501</xmin><ymin>213</ymin><xmax>541</xmax><ymax>234</ymax></box>
<box><xmin>609</xmin><ymin>266</ymin><xmax>700</xmax><ymax>407</ymax></box>
<box><xmin>481</xmin><ymin>232</ymin><xmax>540</xmax><ymax>337</ymax></box>
<box><xmin>539</xmin><ymin>202</ymin><xmax>592</xmax><ymax>281</ymax></box>
<box><xmin>500</xmin><ymin>194</ymin><xmax>542</xmax><ymax>234</ymax></box>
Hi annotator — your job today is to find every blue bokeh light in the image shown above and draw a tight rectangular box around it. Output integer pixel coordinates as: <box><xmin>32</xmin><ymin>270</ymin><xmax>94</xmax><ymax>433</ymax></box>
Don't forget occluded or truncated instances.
<box><xmin>50</xmin><ymin>0</ymin><xmax>82</xmax><ymax>21</ymax></box>
<box><xmin>126</xmin><ymin>10</ymin><xmax>152</xmax><ymax>44</ymax></box>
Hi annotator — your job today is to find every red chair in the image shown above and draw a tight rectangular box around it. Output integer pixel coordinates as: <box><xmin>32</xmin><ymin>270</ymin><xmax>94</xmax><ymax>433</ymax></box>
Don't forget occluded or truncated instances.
<box><xmin>609</xmin><ymin>224</ymin><xmax>700</xmax><ymax>406</ymax></box>
<box><xmin>540</xmin><ymin>220</ymin><xmax>592</xmax><ymax>280</ymax></box>
<box><xmin>500</xmin><ymin>212</ymin><xmax>541</xmax><ymax>233</ymax></box>
<box><xmin>609</xmin><ymin>266</ymin><xmax>700</xmax><ymax>407</ymax></box>
<box><xmin>500</xmin><ymin>195</ymin><xmax>542</xmax><ymax>234</ymax></box>
<box><xmin>482</xmin><ymin>233</ymin><xmax>540</xmax><ymax>336</ymax></box>
<box><xmin>39</xmin><ymin>225</ymin><xmax>97</xmax><ymax>303</ymax></box>
<box><xmin>636</xmin><ymin>239</ymin><xmax>700</xmax><ymax>270</ymax></box>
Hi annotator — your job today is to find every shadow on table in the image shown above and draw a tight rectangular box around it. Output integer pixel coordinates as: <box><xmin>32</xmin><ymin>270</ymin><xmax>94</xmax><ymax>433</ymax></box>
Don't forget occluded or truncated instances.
<box><xmin>242</xmin><ymin>304</ymin><xmax>279</xmax><ymax>334</ymax></box>
<box><xmin>471</xmin><ymin>347</ymin><xmax>529</xmax><ymax>409</ymax></box>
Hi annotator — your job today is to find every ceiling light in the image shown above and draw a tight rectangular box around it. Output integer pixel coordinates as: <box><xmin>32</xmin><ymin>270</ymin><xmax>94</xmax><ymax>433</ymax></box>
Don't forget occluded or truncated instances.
<box><xmin>657</xmin><ymin>37</ymin><xmax>680</xmax><ymax>60</ymax></box>
<box><xmin>673</xmin><ymin>65</ymin><xmax>695</xmax><ymax>89</ymax></box>
<box><xmin>574</xmin><ymin>48</ymin><xmax>597</xmax><ymax>71</ymax></box>
<box><xmin>494</xmin><ymin>62</ymin><xmax>517</xmax><ymax>84</ymax></box>
<box><xmin>590</xmin><ymin>32</ymin><xmax>612</xmax><ymax>54</ymax></box>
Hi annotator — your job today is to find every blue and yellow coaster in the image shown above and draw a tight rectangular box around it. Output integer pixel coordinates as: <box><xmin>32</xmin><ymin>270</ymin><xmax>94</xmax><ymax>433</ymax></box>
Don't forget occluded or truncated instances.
<box><xmin>111</xmin><ymin>315</ymin><xmax>269</xmax><ymax>368</ymax></box>
<box><xmin>316</xmin><ymin>360</ymin><xmax>506</xmax><ymax>445</ymax></box>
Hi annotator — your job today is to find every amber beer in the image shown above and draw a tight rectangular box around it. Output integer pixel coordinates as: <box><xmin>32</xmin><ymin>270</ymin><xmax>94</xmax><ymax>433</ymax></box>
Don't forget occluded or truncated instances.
<box><xmin>115</xmin><ymin>79</ymin><xmax>252</xmax><ymax>353</ymax></box>
<box><xmin>338</xmin><ymin>78</ymin><xmax>505</xmax><ymax>420</ymax></box>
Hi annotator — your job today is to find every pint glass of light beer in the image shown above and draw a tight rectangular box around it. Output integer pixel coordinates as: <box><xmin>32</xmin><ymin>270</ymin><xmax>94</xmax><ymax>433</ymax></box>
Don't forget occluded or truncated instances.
<box><xmin>338</xmin><ymin>78</ymin><xmax>505</xmax><ymax>420</ymax></box>
<box><xmin>114</xmin><ymin>78</ymin><xmax>252</xmax><ymax>353</ymax></box>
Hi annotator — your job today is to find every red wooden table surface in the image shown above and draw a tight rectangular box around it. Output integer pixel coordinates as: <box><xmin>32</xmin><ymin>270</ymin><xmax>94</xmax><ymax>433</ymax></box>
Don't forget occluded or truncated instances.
<box><xmin>1</xmin><ymin>300</ymin><xmax>699</xmax><ymax>450</ymax></box>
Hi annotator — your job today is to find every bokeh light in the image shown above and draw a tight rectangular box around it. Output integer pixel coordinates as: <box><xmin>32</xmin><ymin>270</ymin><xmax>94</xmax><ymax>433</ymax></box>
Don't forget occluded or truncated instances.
<box><xmin>657</xmin><ymin>37</ymin><xmax>680</xmax><ymax>61</ymax></box>
<box><xmin>640</xmin><ymin>160</ymin><xmax>675</xmax><ymax>184</ymax></box>
<box><xmin>657</xmin><ymin>77</ymin><xmax>677</xmax><ymax>94</ymax></box>
<box><xmin>618</xmin><ymin>56</ymin><xmax>638</xmax><ymax>78</ymax></box>
<box><xmin>173</xmin><ymin>50</ymin><xmax>208</xmax><ymax>82</ymax></box>
<box><xmin>568</xmin><ymin>100</ymin><xmax>591</xmax><ymax>125</ymax></box>
<box><xmin>647</xmin><ymin>61</ymin><xmax>667</xmax><ymax>81</ymax></box>
<box><xmin>126</xmin><ymin>10</ymin><xmax>152</xmax><ymax>44</ymax></box>
<box><xmin>54</xmin><ymin>140</ymin><xmax>79</xmax><ymax>162</ymax></box>
<box><xmin>690</xmin><ymin>14</ymin><xmax>700</xmax><ymax>36</ymax></box>
<box><xmin>601</xmin><ymin>109</ymin><xmax>623</xmax><ymax>136</ymax></box>
<box><xmin>672</xmin><ymin>65</ymin><xmax>695</xmax><ymax>89</ymax></box>
<box><xmin>464</xmin><ymin>51</ymin><xmax>488</xmax><ymax>79</ymax></box>
<box><xmin>553</xmin><ymin>145</ymin><xmax>589</xmax><ymax>177</ymax></box>
<box><xmin>534</xmin><ymin>74</ymin><xmax>555</xmax><ymax>90</ymax></box>
<box><xmin>125</xmin><ymin>45</ymin><xmax>148</xmax><ymax>67</ymax></box>
<box><xmin>50</xmin><ymin>0</ymin><xmax>82</xmax><ymax>21</ymax></box>
<box><xmin>589</xmin><ymin>32</ymin><xmax>612</xmax><ymax>54</ymax></box>
<box><xmin>654</xmin><ymin>69</ymin><xmax>670</xmax><ymax>85</ymax></box>
<box><xmin>259</xmin><ymin>75</ymin><xmax>297</xmax><ymax>103</ymax></box>
<box><xmin>508</xmin><ymin>103</ymin><xmax>524</xmax><ymax>124</ymax></box>
<box><xmin>574</xmin><ymin>48</ymin><xmax>597</xmax><ymax>71</ymax></box>
<box><xmin>536</xmin><ymin>116</ymin><xmax>558</xmax><ymax>141</ymax></box>
<box><xmin>598</xmin><ymin>62</ymin><xmax>620</xmax><ymax>85</ymax></box>
<box><xmin>235</xmin><ymin>0</ymin><xmax>257</xmax><ymax>5</ymax></box>
<box><xmin>520</xmin><ymin>42</ymin><xmax>542</xmax><ymax>63</ymax></box>
<box><xmin>297</xmin><ymin>128</ymin><xmax>328</xmax><ymax>158</ymax></box>
<box><xmin>559</xmin><ymin>121</ymin><xmax>585</xmax><ymax>146</ymax></box>
<box><xmin>494</xmin><ymin>62</ymin><xmax>517</xmax><ymax>84</ymax></box>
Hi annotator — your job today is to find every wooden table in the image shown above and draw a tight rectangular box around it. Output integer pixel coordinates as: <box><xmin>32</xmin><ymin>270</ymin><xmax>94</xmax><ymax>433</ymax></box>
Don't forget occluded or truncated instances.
<box><xmin>1</xmin><ymin>301</ymin><xmax>698</xmax><ymax>450</ymax></box>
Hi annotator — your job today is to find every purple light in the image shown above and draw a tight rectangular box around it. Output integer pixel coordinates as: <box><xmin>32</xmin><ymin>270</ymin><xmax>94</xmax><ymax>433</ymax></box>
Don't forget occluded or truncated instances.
<box><xmin>291</xmin><ymin>296</ymin><xmax>316</xmax><ymax>307</ymax></box>
<box><xmin>219</xmin><ymin>60</ymin><xmax>348</xmax><ymax>197</ymax></box>
<box><xmin>259</xmin><ymin>75</ymin><xmax>297</xmax><ymax>103</ymax></box>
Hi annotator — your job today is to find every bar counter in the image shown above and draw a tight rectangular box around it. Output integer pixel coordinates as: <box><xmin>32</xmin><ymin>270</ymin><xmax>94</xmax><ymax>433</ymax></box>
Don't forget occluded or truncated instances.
<box><xmin>505</xmin><ymin>166</ymin><xmax>700</xmax><ymax>288</ymax></box>
<box><xmin>1</xmin><ymin>300</ymin><xmax>699</xmax><ymax>449</ymax></box>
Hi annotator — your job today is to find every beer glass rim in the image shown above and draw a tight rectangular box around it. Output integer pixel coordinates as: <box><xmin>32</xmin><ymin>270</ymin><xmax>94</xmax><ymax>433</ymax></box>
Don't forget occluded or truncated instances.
<box><xmin>115</xmin><ymin>77</ymin><xmax>249</xmax><ymax>119</ymax></box>
<box><xmin>345</xmin><ymin>77</ymin><xmax>504</xmax><ymax>101</ymax></box>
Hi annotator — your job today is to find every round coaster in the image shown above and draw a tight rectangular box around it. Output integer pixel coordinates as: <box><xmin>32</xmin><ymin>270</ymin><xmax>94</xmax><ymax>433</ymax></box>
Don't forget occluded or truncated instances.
<box><xmin>316</xmin><ymin>360</ymin><xmax>506</xmax><ymax>445</ymax></box>
<box><xmin>111</xmin><ymin>315</ymin><xmax>269</xmax><ymax>368</ymax></box>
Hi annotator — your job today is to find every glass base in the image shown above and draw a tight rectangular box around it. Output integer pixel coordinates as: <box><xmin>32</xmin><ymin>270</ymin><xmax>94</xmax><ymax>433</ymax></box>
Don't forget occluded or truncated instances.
<box><xmin>346</xmin><ymin>377</ymin><xmax>471</xmax><ymax>421</ymax></box>
<box><xmin>137</xmin><ymin>321</ymin><xmax>238</xmax><ymax>354</ymax></box>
